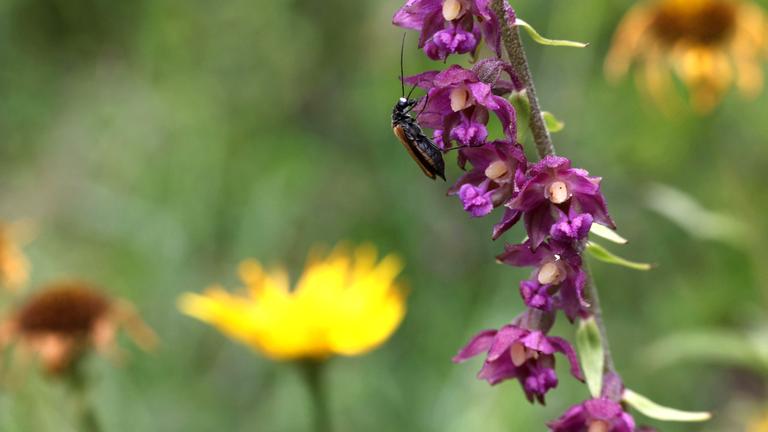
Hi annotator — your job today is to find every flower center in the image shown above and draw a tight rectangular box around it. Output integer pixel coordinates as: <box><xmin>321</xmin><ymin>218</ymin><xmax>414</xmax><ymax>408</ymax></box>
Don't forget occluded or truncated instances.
<box><xmin>546</xmin><ymin>181</ymin><xmax>570</xmax><ymax>204</ymax></box>
<box><xmin>650</xmin><ymin>0</ymin><xmax>736</xmax><ymax>46</ymax></box>
<box><xmin>509</xmin><ymin>341</ymin><xmax>527</xmax><ymax>366</ymax></box>
<box><xmin>537</xmin><ymin>261</ymin><xmax>566</xmax><ymax>285</ymax></box>
<box><xmin>442</xmin><ymin>0</ymin><xmax>463</xmax><ymax>21</ymax></box>
<box><xmin>588</xmin><ymin>420</ymin><xmax>611</xmax><ymax>432</ymax></box>
<box><xmin>484</xmin><ymin>160</ymin><xmax>508</xmax><ymax>181</ymax></box>
<box><xmin>449</xmin><ymin>86</ymin><xmax>472</xmax><ymax>112</ymax></box>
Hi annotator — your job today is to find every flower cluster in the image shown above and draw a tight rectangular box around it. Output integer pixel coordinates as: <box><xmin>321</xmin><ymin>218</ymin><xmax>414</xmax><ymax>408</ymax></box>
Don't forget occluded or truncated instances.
<box><xmin>394</xmin><ymin>1</ymin><xmax>643</xmax><ymax>430</ymax></box>
<box><xmin>393</xmin><ymin>0</ymin><xmax>509</xmax><ymax>60</ymax></box>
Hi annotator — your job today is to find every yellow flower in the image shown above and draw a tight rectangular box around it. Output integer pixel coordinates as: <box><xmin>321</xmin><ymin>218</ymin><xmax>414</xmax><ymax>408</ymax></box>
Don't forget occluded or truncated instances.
<box><xmin>179</xmin><ymin>243</ymin><xmax>407</xmax><ymax>361</ymax></box>
<box><xmin>605</xmin><ymin>0</ymin><xmax>768</xmax><ymax>113</ymax></box>
<box><xmin>0</xmin><ymin>222</ymin><xmax>31</xmax><ymax>292</ymax></box>
<box><xmin>749</xmin><ymin>411</ymin><xmax>768</xmax><ymax>432</ymax></box>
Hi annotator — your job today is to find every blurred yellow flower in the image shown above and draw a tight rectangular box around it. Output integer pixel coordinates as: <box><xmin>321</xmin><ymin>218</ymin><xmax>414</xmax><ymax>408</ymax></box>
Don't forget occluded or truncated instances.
<box><xmin>0</xmin><ymin>222</ymin><xmax>30</xmax><ymax>292</ymax></box>
<box><xmin>605</xmin><ymin>0</ymin><xmax>768</xmax><ymax>113</ymax></box>
<box><xmin>179</xmin><ymin>244</ymin><xmax>407</xmax><ymax>360</ymax></box>
<box><xmin>749</xmin><ymin>412</ymin><xmax>768</xmax><ymax>432</ymax></box>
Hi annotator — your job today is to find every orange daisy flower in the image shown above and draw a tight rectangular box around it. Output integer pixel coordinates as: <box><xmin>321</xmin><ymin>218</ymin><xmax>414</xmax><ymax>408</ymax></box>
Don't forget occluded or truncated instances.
<box><xmin>606</xmin><ymin>0</ymin><xmax>768</xmax><ymax>113</ymax></box>
<box><xmin>0</xmin><ymin>281</ymin><xmax>157</xmax><ymax>375</ymax></box>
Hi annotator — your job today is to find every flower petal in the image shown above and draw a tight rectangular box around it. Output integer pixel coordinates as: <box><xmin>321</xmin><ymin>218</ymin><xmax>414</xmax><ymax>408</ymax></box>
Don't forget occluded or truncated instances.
<box><xmin>452</xmin><ymin>329</ymin><xmax>497</xmax><ymax>362</ymax></box>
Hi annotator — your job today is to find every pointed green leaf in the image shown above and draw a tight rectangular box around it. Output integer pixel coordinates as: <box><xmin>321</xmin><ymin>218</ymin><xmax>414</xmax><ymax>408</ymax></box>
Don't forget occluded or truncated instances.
<box><xmin>589</xmin><ymin>223</ymin><xmax>628</xmax><ymax>245</ymax></box>
<box><xmin>586</xmin><ymin>242</ymin><xmax>652</xmax><ymax>271</ymax></box>
<box><xmin>542</xmin><ymin>111</ymin><xmax>564</xmax><ymax>133</ymax></box>
<box><xmin>513</xmin><ymin>19</ymin><xmax>589</xmax><ymax>48</ymax></box>
<box><xmin>576</xmin><ymin>317</ymin><xmax>604</xmax><ymax>398</ymax></box>
<box><xmin>623</xmin><ymin>389</ymin><xmax>711</xmax><ymax>422</ymax></box>
<box><xmin>509</xmin><ymin>91</ymin><xmax>531</xmax><ymax>142</ymax></box>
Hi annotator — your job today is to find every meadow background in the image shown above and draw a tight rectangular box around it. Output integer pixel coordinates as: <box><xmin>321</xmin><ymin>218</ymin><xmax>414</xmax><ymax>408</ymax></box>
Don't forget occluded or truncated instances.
<box><xmin>1</xmin><ymin>0</ymin><xmax>767</xmax><ymax>430</ymax></box>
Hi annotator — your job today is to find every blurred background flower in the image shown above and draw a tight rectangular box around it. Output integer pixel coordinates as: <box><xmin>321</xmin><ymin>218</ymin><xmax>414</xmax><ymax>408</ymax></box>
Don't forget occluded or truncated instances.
<box><xmin>605</xmin><ymin>0</ymin><xmax>768</xmax><ymax>113</ymax></box>
<box><xmin>179</xmin><ymin>243</ymin><xmax>406</xmax><ymax>360</ymax></box>
<box><xmin>0</xmin><ymin>280</ymin><xmax>156</xmax><ymax>375</ymax></box>
<box><xmin>0</xmin><ymin>221</ymin><xmax>31</xmax><ymax>293</ymax></box>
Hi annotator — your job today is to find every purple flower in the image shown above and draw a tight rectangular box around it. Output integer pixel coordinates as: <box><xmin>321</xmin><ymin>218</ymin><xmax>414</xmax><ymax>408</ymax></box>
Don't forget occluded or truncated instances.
<box><xmin>424</xmin><ymin>25</ymin><xmax>480</xmax><ymax>61</ymax></box>
<box><xmin>497</xmin><ymin>240</ymin><xmax>589</xmax><ymax>321</ymax></box>
<box><xmin>453</xmin><ymin>324</ymin><xmax>582</xmax><ymax>404</ymax></box>
<box><xmin>393</xmin><ymin>0</ymin><xmax>509</xmax><ymax>58</ymax></box>
<box><xmin>448</xmin><ymin>140</ymin><xmax>526</xmax><ymax>223</ymax></box>
<box><xmin>508</xmin><ymin>155</ymin><xmax>615</xmax><ymax>249</ymax></box>
<box><xmin>548</xmin><ymin>398</ymin><xmax>636</xmax><ymax>432</ymax></box>
<box><xmin>458</xmin><ymin>183</ymin><xmax>494</xmax><ymax>216</ymax></box>
<box><xmin>405</xmin><ymin>65</ymin><xmax>516</xmax><ymax>145</ymax></box>
<box><xmin>550</xmin><ymin>209</ymin><xmax>593</xmax><ymax>243</ymax></box>
<box><xmin>449</xmin><ymin>112</ymin><xmax>488</xmax><ymax>147</ymax></box>
<box><xmin>520</xmin><ymin>279</ymin><xmax>554</xmax><ymax>311</ymax></box>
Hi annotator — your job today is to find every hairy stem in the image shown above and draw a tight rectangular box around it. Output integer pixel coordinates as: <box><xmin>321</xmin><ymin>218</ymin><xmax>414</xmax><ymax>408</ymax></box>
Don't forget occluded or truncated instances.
<box><xmin>490</xmin><ymin>0</ymin><xmax>617</xmax><ymax>377</ymax></box>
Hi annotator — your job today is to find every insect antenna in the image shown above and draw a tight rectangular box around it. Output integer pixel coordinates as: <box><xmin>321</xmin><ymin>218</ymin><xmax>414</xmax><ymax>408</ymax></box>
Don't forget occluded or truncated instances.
<box><xmin>400</xmin><ymin>33</ymin><xmax>407</xmax><ymax>98</ymax></box>
<box><xmin>415</xmin><ymin>93</ymin><xmax>430</xmax><ymax>119</ymax></box>
<box><xmin>443</xmin><ymin>142</ymin><xmax>487</xmax><ymax>153</ymax></box>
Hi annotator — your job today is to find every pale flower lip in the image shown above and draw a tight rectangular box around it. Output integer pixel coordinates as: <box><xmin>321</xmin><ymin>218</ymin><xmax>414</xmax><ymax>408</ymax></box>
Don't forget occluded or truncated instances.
<box><xmin>0</xmin><ymin>281</ymin><xmax>157</xmax><ymax>375</ymax></box>
<box><xmin>178</xmin><ymin>243</ymin><xmax>407</xmax><ymax>361</ymax></box>
<box><xmin>605</xmin><ymin>0</ymin><xmax>768</xmax><ymax>113</ymax></box>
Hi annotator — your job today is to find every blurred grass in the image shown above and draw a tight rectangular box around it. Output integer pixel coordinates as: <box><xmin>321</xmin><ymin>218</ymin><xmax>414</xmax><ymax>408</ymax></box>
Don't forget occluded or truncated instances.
<box><xmin>0</xmin><ymin>0</ymin><xmax>767</xmax><ymax>430</ymax></box>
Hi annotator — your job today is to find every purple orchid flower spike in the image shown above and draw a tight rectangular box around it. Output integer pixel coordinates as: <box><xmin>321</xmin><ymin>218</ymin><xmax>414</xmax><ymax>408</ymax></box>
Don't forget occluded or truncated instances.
<box><xmin>507</xmin><ymin>155</ymin><xmax>616</xmax><ymax>249</ymax></box>
<box><xmin>453</xmin><ymin>324</ymin><xmax>583</xmax><ymax>404</ymax></box>
<box><xmin>547</xmin><ymin>398</ymin><xmax>637</xmax><ymax>432</ymax></box>
<box><xmin>497</xmin><ymin>240</ymin><xmax>590</xmax><ymax>321</ymax></box>
<box><xmin>447</xmin><ymin>140</ymin><xmax>527</xmax><ymax>222</ymax></box>
<box><xmin>393</xmin><ymin>0</ymin><xmax>510</xmax><ymax>59</ymax></box>
<box><xmin>404</xmin><ymin>65</ymin><xmax>517</xmax><ymax>146</ymax></box>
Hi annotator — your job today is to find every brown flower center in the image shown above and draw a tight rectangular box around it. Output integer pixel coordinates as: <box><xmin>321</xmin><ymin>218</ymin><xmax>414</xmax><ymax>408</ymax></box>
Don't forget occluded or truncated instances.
<box><xmin>649</xmin><ymin>0</ymin><xmax>737</xmax><ymax>46</ymax></box>
<box><xmin>17</xmin><ymin>282</ymin><xmax>111</xmax><ymax>336</ymax></box>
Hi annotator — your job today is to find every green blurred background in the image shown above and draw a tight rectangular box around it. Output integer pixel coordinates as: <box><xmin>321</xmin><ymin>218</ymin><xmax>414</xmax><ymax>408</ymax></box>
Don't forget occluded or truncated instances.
<box><xmin>1</xmin><ymin>0</ymin><xmax>767</xmax><ymax>430</ymax></box>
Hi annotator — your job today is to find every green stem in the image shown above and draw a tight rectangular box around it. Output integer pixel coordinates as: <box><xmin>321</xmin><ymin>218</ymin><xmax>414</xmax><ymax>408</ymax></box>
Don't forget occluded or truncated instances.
<box><xmin>490</xmin><ymin>0</ymin><xmax>617</xmax><ymax>378</ymax></box>
<box><xmin>301</xmin><ymin>360</ymin><xmax>331</xmax><ymax>432</ymax></box>
<box><xmin>66</xmin><ymin>362</ymin><xmax>102</xmax><ymax>432</ymax></box>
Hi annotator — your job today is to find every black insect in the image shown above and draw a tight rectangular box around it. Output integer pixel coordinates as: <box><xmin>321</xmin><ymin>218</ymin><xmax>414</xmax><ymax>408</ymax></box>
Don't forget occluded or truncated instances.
<box><xmin>391</xmin><ymin>37</ymin><xmax>446</xmax><ymax>181</ymax></box>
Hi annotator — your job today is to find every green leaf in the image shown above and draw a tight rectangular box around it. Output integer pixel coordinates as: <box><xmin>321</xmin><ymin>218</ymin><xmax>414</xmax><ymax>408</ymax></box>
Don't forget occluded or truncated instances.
<box><xmin>576</xmin><ymin>317</ymin><xmax>604</xmax><ymax>398</ymax></box>
<box><xmin>623</xmin><ymin>389</ymin><xmax>712</xmax><ymax>422</ymax></box>
<box><xmin>585</xmin><ymin>242</ymin><xmax>652</xmax><ymax>271</ymax></box>
<box><xmin>645</xmin><ymin>183</ymin><xmax>747</xmax><ymax>247</ymax></box>
<box><xmin>542</xmin><ymin>111</ymin><xmax>564</xmax><ymax>133</ymax></box>
<box><xmin>589</xmin><ymin>223</ymin><xmax>628</xmax><ymax>245</ymax></box>
<box><xmin>513</xmin><ymin>19</ymin><xmax>589</xmax><ymax>48</ymax></box>
<box><xmin>645</xmin><ymin>330</ymin><xmax>768</xmax><ymax>375</ymax></box>
<box><xmin>509</xmin><ymin>91</ymin><xmax>530</xmax><ymax>142</ymax></box>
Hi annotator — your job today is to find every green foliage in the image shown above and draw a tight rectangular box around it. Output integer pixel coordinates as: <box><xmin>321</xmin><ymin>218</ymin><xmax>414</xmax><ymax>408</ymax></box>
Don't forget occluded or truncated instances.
<box><xmin>514</xmin><ymin>18</ymin><xmax>589</xmax><ymax>48</ymax></box>
<box><xmin>576</xmin><ymin>317</ymin><xmax>604</xmax><ymax>398</ymax></box>
<box><xmin>585</xmin><ymin>242</ymin><xmax>653</xmax><ymax>271</ymax></box>
<box><xmin>623</xmin><ymin>389</ymin><xmax>712</xmax><ymax>422</ymax></box>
